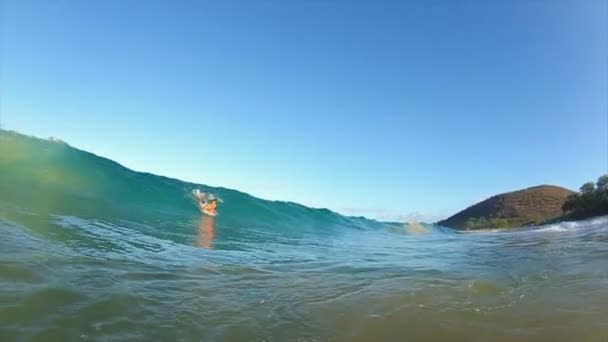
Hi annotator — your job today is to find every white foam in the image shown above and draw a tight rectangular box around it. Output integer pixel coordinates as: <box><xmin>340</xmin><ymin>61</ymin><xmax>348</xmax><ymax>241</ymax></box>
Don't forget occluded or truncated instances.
<box><xmin>533</xmin><ymin>215</ymin><xmax>608</xmax><ymax>233</ymax></box>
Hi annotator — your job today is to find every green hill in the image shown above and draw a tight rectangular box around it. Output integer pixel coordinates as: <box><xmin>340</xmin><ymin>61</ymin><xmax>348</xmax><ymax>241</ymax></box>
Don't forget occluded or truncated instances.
<box><xmin>437</xmin><ymin>185</ymin><xmax>575</xmax><ymax>230</ymax></box>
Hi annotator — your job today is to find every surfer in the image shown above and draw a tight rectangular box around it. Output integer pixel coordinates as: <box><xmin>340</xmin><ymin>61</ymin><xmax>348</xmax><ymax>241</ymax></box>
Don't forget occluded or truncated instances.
<box><xmin>193</xmin><ymin>190</ymin><xmax>220</xmax><ymax>216</ymax></box>
<box><xmin>201</xmin><ymin>198</ymin><xmax>218</xmax><ymax>216</ymax></box>
<box><xmin>191</xmin><ymin>190</ymin><xmax>218</xmax><ymax>248</ymax></box>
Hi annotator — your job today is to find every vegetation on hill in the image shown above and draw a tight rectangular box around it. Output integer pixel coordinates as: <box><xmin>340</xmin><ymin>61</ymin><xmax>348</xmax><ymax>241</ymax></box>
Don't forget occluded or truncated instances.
<box><xmin>562</xmin><ymin>175</ymin><xmax>608</xmax><ymax>220</ymax></box>
<box><xmin>437</xmin><ymin>185</ymin><xmax>575</xmax><ymax>230</ymax></box>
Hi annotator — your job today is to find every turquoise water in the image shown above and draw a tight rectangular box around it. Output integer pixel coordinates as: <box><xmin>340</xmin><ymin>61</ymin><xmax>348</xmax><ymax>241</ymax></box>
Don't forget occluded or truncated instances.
<box><xmin>1</xmin><ymin>131</ymin><xmax>608</xmax><ymax>341</ymax></box>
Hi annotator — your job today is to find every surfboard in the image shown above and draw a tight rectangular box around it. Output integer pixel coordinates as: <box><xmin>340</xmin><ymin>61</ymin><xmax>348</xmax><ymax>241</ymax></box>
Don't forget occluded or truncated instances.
<box><xmin>201</xmin><ymin>208</ymin><xmax>217</xmax><ymax>217</ymax></box>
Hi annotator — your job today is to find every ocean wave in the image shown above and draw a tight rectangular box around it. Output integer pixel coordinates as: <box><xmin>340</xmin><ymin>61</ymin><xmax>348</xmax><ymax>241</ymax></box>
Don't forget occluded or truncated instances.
<box><xmin>531</xmin><ymin>215</ymin><xmax>608</xmax><ymax>233</ymax></box>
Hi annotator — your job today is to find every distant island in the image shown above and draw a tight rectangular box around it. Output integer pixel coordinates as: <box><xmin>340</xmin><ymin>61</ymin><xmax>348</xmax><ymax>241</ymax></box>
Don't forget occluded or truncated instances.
<box><xmin>438</xmin><ymin>176</ymin><xmax>608</xmax><ymax>230</ymax></box>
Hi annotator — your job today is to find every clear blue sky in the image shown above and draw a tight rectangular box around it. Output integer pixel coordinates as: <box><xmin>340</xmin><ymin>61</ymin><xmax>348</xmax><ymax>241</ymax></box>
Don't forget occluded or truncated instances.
<box><xmin>1</xmin><ymin>0</ymin><xmax>606</xmax><ymax>221</ymax></box>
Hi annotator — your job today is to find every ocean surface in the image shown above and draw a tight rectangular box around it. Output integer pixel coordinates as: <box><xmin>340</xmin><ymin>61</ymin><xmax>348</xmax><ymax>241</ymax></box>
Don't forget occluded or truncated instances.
<box><xmin>1</xmin><ymin>131</ymin><xmax>608</xmax><ymax>341</ymax></box>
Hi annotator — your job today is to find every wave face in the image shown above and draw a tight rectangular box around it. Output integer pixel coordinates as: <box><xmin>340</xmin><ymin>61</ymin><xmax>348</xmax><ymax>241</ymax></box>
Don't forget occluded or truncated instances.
<box><xmin>0</xmin><ymin>131</ymin><xmax>384</xmax><ymax>233</ymax></box>
<box><xmin>1</xmin><ymin>130</ymin><xmax>608</xmax><ymax>341</ymax></box>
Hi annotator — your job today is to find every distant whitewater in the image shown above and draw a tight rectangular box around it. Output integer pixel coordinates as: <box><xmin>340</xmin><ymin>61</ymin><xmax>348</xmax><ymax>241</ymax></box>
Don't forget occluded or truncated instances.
<box><xmin>1</xmin><ymin>130</ymin><xmax>607</xmax><ymax>341</ymax></box>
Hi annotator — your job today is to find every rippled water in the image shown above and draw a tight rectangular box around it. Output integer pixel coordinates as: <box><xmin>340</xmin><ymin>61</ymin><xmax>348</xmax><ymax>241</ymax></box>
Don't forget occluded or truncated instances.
<box><xmin>1</xmin><ymin>206</ymin><xmax>607</xmax><ymax>341</ymax></box>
